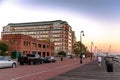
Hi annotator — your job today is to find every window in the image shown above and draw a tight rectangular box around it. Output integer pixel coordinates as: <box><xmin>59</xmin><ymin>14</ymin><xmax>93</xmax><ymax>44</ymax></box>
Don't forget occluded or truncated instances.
<box><xmin>32</xmin><ymin>43</ymin><xmax>37</xmax><ymax>47</ymax></box>
<box><xmin>43</xmin><ymin>52</ymin><xmax>46</xmax><ymax>57</ymax></box>
<box><xmin>0</xmin><ymin>57</ymin><xmax>4</xmax><ymax>61</ymax></box>
<box><xmin>23</xmin><ymin>41</ymin><xmax>30</xmax><ymax>46</ymax></box>
<box><xmin>38</xmin><ymin>52</ymin><xmax>41</xmax><ymax>57</ymax></box>
<box><xmin>38</xmin><ymin>44</ymin><xmax>41</xmax><ymax>48</ymax></box>
<box><xmin>23</xmin><ymin>41</ymin><xmax>26</xmax><ymax>46</ymax></box>
<box><xmin>47</xmin><ymin>45</ymin><xmax>49</xmax><ymax>48</ymax></box>
<box><xmin>47</xmin><ymin>52</ymin><xmax>49</xmax><ymax>56</ymax></box>
<box><xmin>43</xmin><ymin>45</ymin><xmax>46</xmax><ymax>48</ymax></box>
<box><xmin>28</xmin><ymin>42</ymin><xmax>31</xmax><ymax>46</ymax></box>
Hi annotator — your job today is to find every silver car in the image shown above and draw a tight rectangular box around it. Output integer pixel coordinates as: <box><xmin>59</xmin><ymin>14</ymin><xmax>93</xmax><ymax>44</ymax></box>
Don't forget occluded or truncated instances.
<box><xmin>0</xmin><ymin>56</ymin><xmax>17</xmax><ymax>68</ymax></box>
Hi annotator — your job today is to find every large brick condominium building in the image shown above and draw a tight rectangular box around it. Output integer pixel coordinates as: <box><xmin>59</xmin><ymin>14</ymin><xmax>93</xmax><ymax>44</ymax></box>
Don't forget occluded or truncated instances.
<box><xmin>1</xmin><ymin>20</ymin><xmax>76</xmax><ymax>55</ymax></box>
<box><xmin>2</xmin><ymin>34</ymin><xmax>54</xmax><ymax>57</ymax></box>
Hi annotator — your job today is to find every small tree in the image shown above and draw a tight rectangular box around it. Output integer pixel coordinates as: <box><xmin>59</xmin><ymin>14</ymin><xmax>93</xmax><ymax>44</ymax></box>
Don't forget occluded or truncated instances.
<box><xmin>73</xmin><ymin>41</ymin><xmax>88</xmax><ymax>56</ymax></box>
<box><xmin>57</xmin><ymin>51</ymin><xmax>66</xmax><ymax>57</ymax></box>
<box><xmin>0</xmin><ymin>42</ymin><xmax>8</xmax><ymax>56</ymax></box>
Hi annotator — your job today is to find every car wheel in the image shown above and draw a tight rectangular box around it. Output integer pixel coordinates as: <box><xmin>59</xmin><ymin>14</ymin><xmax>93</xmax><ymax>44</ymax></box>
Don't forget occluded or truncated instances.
<box><xmin>40</xmin><ymin>61</ymin><xmax>43</xmax><ymax>64</ymax></box>
<box><xmin>30</xmin><ymin>61</ymin><xmax>33</xmax><ymax>65</ymax></box>
<box><xmin>20</xmin><ymin>61</ymin><xmax>24</xmax><ymax>65</ymax></box>
<box><xmin>12</xmin><ymin>63</ymin><xmax>16</xmax><ymax>68</ymax></box>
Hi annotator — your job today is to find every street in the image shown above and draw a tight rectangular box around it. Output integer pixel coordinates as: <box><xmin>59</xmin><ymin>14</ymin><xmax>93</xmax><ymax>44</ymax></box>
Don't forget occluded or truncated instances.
<box><xmin>0</xmin><ymin>58</ymin><xmax>90</xmax><ymax>80</ymax></box>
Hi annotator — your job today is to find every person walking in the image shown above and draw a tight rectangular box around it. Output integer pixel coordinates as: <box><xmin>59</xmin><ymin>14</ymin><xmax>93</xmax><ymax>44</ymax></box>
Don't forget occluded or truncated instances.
<box><xmin>97</xmin><ymin>56</ymin><xmax>102</xmax><ymax>67</ymax></box>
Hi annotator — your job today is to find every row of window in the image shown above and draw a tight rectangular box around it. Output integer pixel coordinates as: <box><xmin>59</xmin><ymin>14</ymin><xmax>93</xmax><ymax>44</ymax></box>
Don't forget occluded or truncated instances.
<box><xmin>23</xmin><ymin>50</ymin><xmax>50</xmax><ymax>57</ymax></box>
<box><xmin>13</xmin><ymin>26</ymin><xmax>49</xmax><ymax>30</ymax></box>
<box><xmin>6</xmin><ymin>31</ymin><xmax>63</xmax><ymax>36</ymax></box>
<box><xmin>23</xmin><ymin>41</ymin><xmax>49</xmax><ymax>48</ymax></box>
<box><xmin>13</xmin><ymin>25</ymin><xmax>63</xmax><ymax>30</ymax></box>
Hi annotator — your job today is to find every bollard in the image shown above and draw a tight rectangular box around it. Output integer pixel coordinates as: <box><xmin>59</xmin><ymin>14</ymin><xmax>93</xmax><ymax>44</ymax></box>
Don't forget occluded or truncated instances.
<box><xmin>61</xmin><ymin>57</ymin><xmax>63</xmax><ymax>61</ymax></box>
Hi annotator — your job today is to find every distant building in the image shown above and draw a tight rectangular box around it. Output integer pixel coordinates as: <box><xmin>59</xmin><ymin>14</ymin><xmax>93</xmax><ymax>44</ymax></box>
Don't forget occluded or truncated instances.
<box><xmin>2</xmin><ymin>34</ymin><xmax>54</xmax><ymax>57</ymax></box>
<box><xmin>1</xmin><ymin>20</ymin><xmax>76</xmax><ymax>55</ymax></box>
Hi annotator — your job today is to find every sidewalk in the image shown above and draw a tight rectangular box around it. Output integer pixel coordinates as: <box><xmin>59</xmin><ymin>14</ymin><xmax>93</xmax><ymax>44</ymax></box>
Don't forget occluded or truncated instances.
<box><xmin>49</xmin><ymin>58</ymin><xmax>120</xmax><ymax>80</ymax></box>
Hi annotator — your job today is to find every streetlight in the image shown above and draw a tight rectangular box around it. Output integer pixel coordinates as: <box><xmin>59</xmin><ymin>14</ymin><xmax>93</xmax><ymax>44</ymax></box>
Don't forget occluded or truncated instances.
<box><xmin>91</xmin><ymin>42</ymin><xmax>93</xmax><ymax>60</ymax></box>
<box><xmin>95</xmin><ymin>46</ymin><xmax>98</xmax><ymax>57</ymax></box>
<box><xmin>80</xmin><ymin>31</ymin><xmax>85</xmax><ymax>64</ymax></box>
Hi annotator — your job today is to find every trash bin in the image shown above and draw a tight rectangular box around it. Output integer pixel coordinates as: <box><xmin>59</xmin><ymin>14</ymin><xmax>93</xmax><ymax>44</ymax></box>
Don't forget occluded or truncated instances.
<box><xmin>106</xmin><ymin>63</ymin><xmax>113</xmax><ymax>72</ymax></box>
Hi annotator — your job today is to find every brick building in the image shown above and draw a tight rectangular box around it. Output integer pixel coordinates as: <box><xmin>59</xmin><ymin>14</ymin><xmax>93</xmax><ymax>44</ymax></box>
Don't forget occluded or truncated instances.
<box><xmin>2</xmin><ymin>34</ymin><xmax>54</xmax><ymax>57</ymax></box>
<box><xmin>1</xmin><ymin>20</ymin><xmax>76</xmax><ymax>55</ymax></box>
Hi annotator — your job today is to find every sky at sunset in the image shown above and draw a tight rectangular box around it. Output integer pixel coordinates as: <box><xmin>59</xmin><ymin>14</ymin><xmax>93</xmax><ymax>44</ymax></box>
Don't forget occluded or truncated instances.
<box><xmin>0</xmin><ymin>0</ymin><xmax>120</xmax><ymax>54</ymax></box>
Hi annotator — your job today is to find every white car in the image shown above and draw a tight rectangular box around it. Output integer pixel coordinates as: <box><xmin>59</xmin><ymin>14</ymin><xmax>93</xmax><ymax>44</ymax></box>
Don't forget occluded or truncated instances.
<box><xmin>0</xmin><ymin>56</ymin><xmax>17</xmax><ymax>68</ymax></box>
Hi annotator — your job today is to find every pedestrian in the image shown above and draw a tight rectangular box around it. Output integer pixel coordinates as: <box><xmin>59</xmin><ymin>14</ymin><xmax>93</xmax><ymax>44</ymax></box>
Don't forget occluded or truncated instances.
<box><xmin>97</xmin><ymin>56</ymin><xmax>102</xmax><ymax>67</ymax></box>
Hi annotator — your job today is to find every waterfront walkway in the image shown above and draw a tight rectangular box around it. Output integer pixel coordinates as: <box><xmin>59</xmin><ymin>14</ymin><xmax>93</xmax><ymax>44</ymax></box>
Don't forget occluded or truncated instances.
<box><xmin>49</xmin><ymin>58</ymin><xmax>120</xmax><ymax>80</ymax></box>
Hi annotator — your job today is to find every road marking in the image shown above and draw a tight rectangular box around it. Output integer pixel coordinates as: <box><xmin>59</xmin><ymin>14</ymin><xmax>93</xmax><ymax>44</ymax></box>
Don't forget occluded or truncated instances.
<box><xmin>11</xmin><ymin>63</ymin><xmax>79</xmax><ymax>80</ymax></box>
<box><xmin>56</xmin><ymin>76</ymin><xmax>97</xmax><ymax>80</ymax></box>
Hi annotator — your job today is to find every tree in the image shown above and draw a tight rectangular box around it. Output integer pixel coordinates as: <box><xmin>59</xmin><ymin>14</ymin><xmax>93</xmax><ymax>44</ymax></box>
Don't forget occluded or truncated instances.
<box><xmin>0</xmin><ymin>42</ymin><xmax>8</xmax><ymax>56</ymax></box>
<box><xmin>57</xmin><ymin>51</ymin><xmax>66</xmax><ymax>57</ymax></box>
<box><xmin>73</xmin><ymin>41</ymin><xmax>89</xmax><ymax>56</ymax></box>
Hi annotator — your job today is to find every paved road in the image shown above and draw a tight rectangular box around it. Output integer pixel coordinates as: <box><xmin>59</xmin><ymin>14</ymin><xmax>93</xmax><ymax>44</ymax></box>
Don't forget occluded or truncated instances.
<box><xmin>0</xmin><ymin>58</ymin><xmax>90</xmax><ymax>80</ymax></box>
<box><xmin>49</xmin><ymin>58</ymin><xmax>120</xmax><ymax>80</ymax></box>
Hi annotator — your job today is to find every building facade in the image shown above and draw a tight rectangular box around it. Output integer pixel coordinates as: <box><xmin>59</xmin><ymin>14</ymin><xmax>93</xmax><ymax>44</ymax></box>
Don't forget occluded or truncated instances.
<box><xmin>1</xmin><ymin>20</ymin><xmax>76</xmax><ymax>55</ymax></box>
<box><xmin>2</xmin><ymin>34</ymin><xmax>54</xmax><ymax>57</ymax></box>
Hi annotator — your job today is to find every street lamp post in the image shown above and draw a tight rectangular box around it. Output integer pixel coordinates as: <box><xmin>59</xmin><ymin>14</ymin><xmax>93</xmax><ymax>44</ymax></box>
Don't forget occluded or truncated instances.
<box><xmin>91</xmin><ymin>42</ymin><xmax>93</xmax><ymax>60</ymax></box>
<box><xmin>80</xmin><ymin>31</ymin><xmax>85</xmax><ymax>64</ymax></box>
<box><xmin>94</xmin><ymin>46</ymin><xmax>98</xmax><ymax>57</ymax></box>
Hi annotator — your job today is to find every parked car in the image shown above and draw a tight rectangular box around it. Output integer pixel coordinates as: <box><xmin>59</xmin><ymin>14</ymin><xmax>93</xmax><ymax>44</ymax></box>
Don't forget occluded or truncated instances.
<box><xmin>18</xmin><ymin>54</ymin><xmax>44</xmax><ymax>65</ymax></box>
<box><xmin>112</xmin><ymin>56</ymin><xmax>120</xmax><ymax>62</ymax></box>
<box><xmin>0</xmin><ymin>56</ymin><xmax>17</xmax><ymax>68</ymax></box>
<box><xmin>43</xmin><ymin>56</ymin><xmax>56</xmax><ymax>63</ymax></box>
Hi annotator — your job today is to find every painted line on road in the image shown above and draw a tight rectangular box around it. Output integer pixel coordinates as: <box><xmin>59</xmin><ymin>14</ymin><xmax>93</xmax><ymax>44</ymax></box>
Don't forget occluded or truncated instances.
<box><xmin>11</xmin><ymin>63</ymin><xmax>79</xmax><ymax>80</ymax></box>
<box><xmin>56</xmin><ymin>76</ymin><xmax>97</xmax><ymax>80</ymax></box>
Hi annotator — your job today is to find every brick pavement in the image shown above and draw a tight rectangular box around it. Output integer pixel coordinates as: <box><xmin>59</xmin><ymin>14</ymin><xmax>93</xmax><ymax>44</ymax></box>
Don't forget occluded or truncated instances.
<box><xmin>49</xmin><ymin>58</ymin><xmax>120</xmax><ymax>80</ymax></box>
<box><xmin>13</xmin><ymin>58</ymin><xmax>91</xmax><ymax>80</ymax></box>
